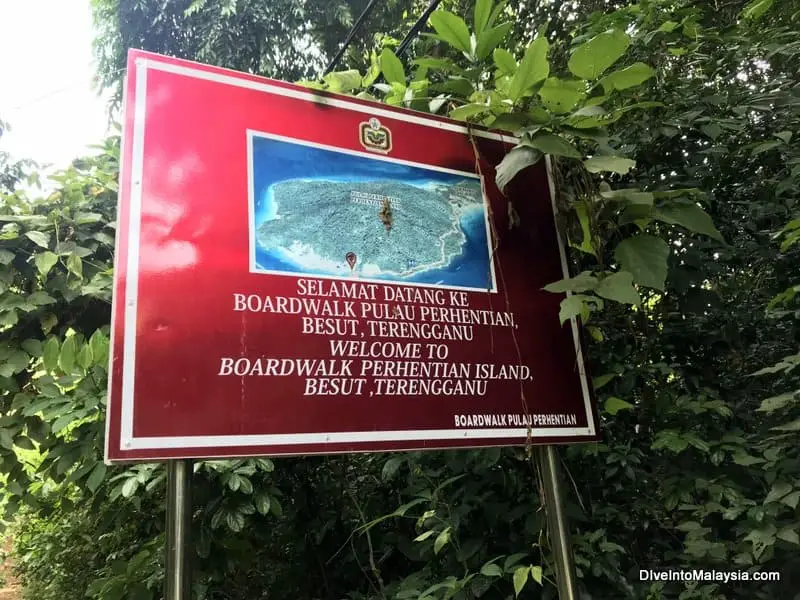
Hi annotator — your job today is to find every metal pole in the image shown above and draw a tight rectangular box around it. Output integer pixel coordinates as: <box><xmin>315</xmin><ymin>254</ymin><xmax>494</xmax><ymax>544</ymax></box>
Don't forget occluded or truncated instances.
<box><xmin>535</xmin><ymin>445</ymin><xmax>579</xmax><ymax>600</ymax></box>
<box><xmin>323</xmin><ymin>0</ymin><xmax>382</xmax><ymax>75</ymax></box>
<box><xmin>395</xmin><ymin>0</ymin><xmax>444</xmax><ymax>57</ymax></box>
<box><xmin>165</xmin><ymin>459</ymin><xmax>193</xmax><ymax>600</ymax></box>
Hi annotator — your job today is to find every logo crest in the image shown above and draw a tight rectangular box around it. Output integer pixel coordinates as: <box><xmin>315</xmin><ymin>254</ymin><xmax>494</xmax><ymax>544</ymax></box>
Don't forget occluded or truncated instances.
<box><xmin>359</xmin><ymin>117</ymin><xmax>392</xmax><ymax>154</ymax></box>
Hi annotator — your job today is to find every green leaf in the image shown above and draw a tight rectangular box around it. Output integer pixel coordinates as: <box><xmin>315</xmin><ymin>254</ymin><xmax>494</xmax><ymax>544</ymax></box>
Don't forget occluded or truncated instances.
<box><xmin>614</xmin><ymin>235</ymin><xmax>669</xmax><ymax>291</ymax></box>
<box><xmin>543</xmin><ymin>271</ymin><xmax>598</xmax><ymax>293</ymax></box>
<box><xmin>21</xmin><ymin>338</ymin><xmax>43</xmax><ymax>357</ymax></box>
<box><xmin>584</xmin><ymin>156</ymin><xmax>636</xmax><ymax>174</ymax></box>
<box><xmin>323</xmin><ymin>69</ymin><xmax>362</xmax><ymax>93</ymax></box>
<box><xmin>86</xmin><ymin>462</ymin><xmax>107</xmax><ymax>493</ymax></box>
<box><xmin>508</xmin><ymin>37</ymin><xmax>549</xmax><ymax>101</ymax></box>
<box><xmin>764</xmin><ymin>482</ymin><xmax>792</xmax><ymax>504</ymax></box>
<box><xmin>255</xmin><ymin>493</ymin><xmax>271</xmax><ymax>515</ymax></box>
<box><xmin>67</xmin><ymin>253</ymin><xmax>83</xmax><ymax>279</ymax></box>
<box><xmin>121</xmin><ymin>477</ymin><xmax>139</xmax><ymax>498</ymax></box>
<box><xmin>558</xmin><ymin>294</ymin><xmax>602</xmax><ymax>325</ymax></box>
<box><xmin>59</xmin><ymin>335</ymin><xmax>77</xmax><ymax>373</ymax></box>
<box><xmin>34</xmin><ymin>251</ymin><xmax>58</xmax><ymax>277</ymax></box>
<box><xmin>434</xmin><ymin>527</ymin><xmax>451</xmax><ymax>554</ymax></box>
<box><xmin>28</xmin><ymin>291</ymin><xmax>56</xmax><ymax>306</ymax></box>
<box><xmin>773</xmin><ymin>418</ymin><xmax>800</xmax><ymax>432</ymax></box>
<box><xmin>495</xmin><ymin>147</ymin><xmax>542</xmax><ymax>190</ymax></box>
<box><xmin>0</xmin><ymin>249</ymin><xmax>14</xmax><ymax>264</ymax></box>
<box><xmin>270</xmin><ymin>496</ymin><xmax>283</xmax><ymax>517</ymax></box>
<box><xmin>513</xmin><ymin>566</ymin><xmax>529</xmax><ymax>596</ymax></box>
<box><xmin>593</xmin><ymin>373</ymin><xmax>616</xmax><ymax>390</ymax></box>
<box><xmin>480</xmin><ymin>563</ymin><xmax>503</xmax><ymax>577</ymax></box>
<box><xmin>568</xmin><ymin>30</ymin><xmax>631</xmax><ymax>80</ymax></box>
<box><xmin>777</xmin><ymin>527</ymin><xmax>799</xmax><ymax>545</ymax></box>
<box><xmin>525</xmin><ymin>133</ymin><xmax>580</xmax><ymax>158</ymax></box>
<box><xmin>604</xmin><ymin>396</ymin><xmax>634</xmax><ymax>415</ymax></box>
<box><xmin>538</xmin><ymin>77</ymin><xmax>585</xmax><ymax>113</ymax></box>
<box><xmin>381</xmin><ymin>456</ymin><xmax>403</xmax><ymax>481</ymax></box>
<box><xmin>654</xmin><ymin>202</ymin><xmax>724</xmax><ymax>242</ymax></box>
<box><xmin>741</xmin><ymin>0</ymin><xmax>774</xmax><ymax>20</ymax></box>
<box><xmin>413</xmin><ymin>58</ymin><xmax>465</xmax><ymax>75</ymax></box>
<box><xmin>781</xmin><ymin>491</ymin><xmax>800</xmax><ymax>509</ymax></box>
<box><xmin>757</xmin><ymin>391</ymin><xmax>797</xmax><ymax>413</ymax></box>
<box><xmin>414</xmin><ymin>530</ymin><xmax>436</xmax><ymax>542</ymax></box>
<box><xmin>530</xmin><ymin>566</ymin><xmax>542</xmax><ymax>584</ymax></box>
<box><xmin>449</xmin><ymin>103</ymin><xmax>490</xmax><ymax>121</ymax></box>
<box><xmin>600</xmin><ymin>62</ymin><xmax>654</xmax><ymax>93</ymax></box>
<box><xmin>596</xmin><ymin>271</ymin><xmax>640</xmax><ymax>305</ymax></box>
<box><xmin>429</xmin><ymin>10</ymin><xmax>472</xmax><ymax>54</ymax></box>
<box><xmin>380</xmin><ymin>49</ymin><xmax>405</xmax><ymax>85</ymax></box>
<box><xmin>493</xmin><ymin>48</ymin><xmax>516</xmax><ymax>76</ymax></box>
<box><xmin>476</xmin><ymin>22</ymin><xmax>512</xmax><ymax>60</ymax></box>
<box><xmin>25</xmin><ymin>230</ymin><xmax>51</xmax><ymax>248</ymax></box>
<box><xmin>474</xmin><ymin>0</ymin><xmax>492</xmax><ymax>33</ymax></box>
<box><xmin>43</xmin><ymin>337</ymin><xmax>60</xmax><ymax>371</ymax></box>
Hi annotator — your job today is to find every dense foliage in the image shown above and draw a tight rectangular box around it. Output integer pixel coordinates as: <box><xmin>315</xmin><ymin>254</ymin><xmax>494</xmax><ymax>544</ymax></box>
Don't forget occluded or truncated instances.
<box><xmin>1</xmin><ymin>0</ymin><xmax>798</xmax><ymax>599</ymax></box>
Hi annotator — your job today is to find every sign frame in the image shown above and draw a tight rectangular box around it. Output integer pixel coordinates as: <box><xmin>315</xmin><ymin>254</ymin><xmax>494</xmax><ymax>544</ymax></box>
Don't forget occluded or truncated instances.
<box><xmin>105</xmin><ymin>49</ymin><xmax>599</xmax><ymax>463</ymax></box>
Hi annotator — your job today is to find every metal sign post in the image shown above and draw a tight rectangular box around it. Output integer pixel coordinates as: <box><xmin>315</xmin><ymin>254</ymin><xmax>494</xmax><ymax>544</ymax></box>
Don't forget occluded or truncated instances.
<box><xmin>165</xmin><ymin>460</ymin><xmax>193</xmax><ymax>600</ymax></box>
<box><xmin>536</xmin><ymin>445</ymin><xmax>579</xmax><ymax>600</ymax></box>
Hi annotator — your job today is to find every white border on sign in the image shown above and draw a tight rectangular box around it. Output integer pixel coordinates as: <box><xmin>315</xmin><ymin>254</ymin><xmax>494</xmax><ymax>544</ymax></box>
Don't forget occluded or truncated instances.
<box><xmin>246</xmin><ymin>129</ymin><xmax>498</xmax><ymax>294</ymax></box>
<box><xmin>116</xmin><ymin>56</ymin><xmax>596</xmax><ymax>453</ymax></box>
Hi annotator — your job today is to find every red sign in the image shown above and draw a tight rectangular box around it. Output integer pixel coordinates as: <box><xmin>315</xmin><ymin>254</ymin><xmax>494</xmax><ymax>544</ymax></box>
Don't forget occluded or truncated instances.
<box><xmin>105</xmin><ymin>49</ymin><xmax>599</xmax><ymax>462</ymax></box>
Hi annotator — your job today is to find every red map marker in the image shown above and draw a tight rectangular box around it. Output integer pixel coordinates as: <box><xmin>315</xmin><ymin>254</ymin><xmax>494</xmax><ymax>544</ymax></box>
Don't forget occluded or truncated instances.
<box><xmin>345</xmin><ymin>252</ymin><xmax>357</xmax><ymax>270</ymax></box>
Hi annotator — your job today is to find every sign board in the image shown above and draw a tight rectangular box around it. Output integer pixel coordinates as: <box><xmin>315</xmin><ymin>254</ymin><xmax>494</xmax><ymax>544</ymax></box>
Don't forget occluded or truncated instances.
<box><xmin>105</xmin><ymin>49</ymin><xmax>599</xmax><ymax>462</ymax></box>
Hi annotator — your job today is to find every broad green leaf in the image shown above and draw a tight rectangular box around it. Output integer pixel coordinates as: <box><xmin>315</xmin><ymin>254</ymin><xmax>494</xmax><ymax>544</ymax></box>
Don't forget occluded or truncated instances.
<box><xmin>508</xmin><ymin>37</ymin><xmax>549</xmax><ymax>101</ymax></box>
<box><xmin>495</xmin><ymin>146</ymin><xmax>542</xmax><ymax>190</ymax></box>
<box><xmin>614</xmin><ymin>235</ymin><xmax>669</xmax><ymax>291</ymax></box>
<box><xmin>381</xmin><ymin>456</ymin><xmax>403</xmax><ymax>481</ymax></box>
<box><xmin>487</xmin><ymin>113</ymin><xmax>528</xmax><ymax>132</ymax></box>
<box><xmin>777</xmin><ymin>527</ymin><xmax>799</xmax><ymax>545</ymax></box>
<box><xmin>493</xmin><ymin>48</ymin><xmax>516</xmax><ymax>76</ymax></box>
<box><xmin>584</xmin><ymin>156</ymin><xmax>636</xmax><ymax>174</ymax></box>
<box><xmin>658</xmin><ymin>20</ymin><xmax>679</xmax><ymax>32</ymax></box>
<box><xmin>323</xmin><ymin>70</ymin><xmax>362</xmax><ymax>93</ymax></box>
<box><xmin>543</xmin><ymin>271</ymin><xmax>598</xmax><ymax>293</ymax></box>
<box><xmin>480</xmin><ymin>563</ymin><xmax>503</xmax><ymax>577</ymax></box>
<box><xmin>773</xmin><ymin>418</ymin><xmax>800</xmax><ymax>432</ymax></box>
<box><xmin>593</xmin><ymin>373</ymin><xmax>616</xmax><ymax>390</ymax></box>
<box><xmin>568</xmin><ymin>30</ymin><xmax>630</xmax><ymax>80</ymax></box>
<box><xmin>781</xmin><ymin>491</ymin><xmax>800</xmax><ymax>509</ymax></box>
<box><xmin>449</xmin><ymin>103</ymin><xmax>490</xmax><ymax>121</ymax></box>
<box><xmin>474</xmin><ymin>0</ymin><xmax>492</xmax><ymax>33</ymax></box>
<box><xmin>604</xmin><ymin>396</ymin><xmax>634</xmax><ymax>415</ymax></box>
<box><xmin>414</xmin><ymin>530</ymin><xmax>436</xmax><ymax>542</ymax></box>
<box><xmin>380</xmin><ymin>49</ymin><xmax>405</xmax><ymax>85</ymax></box>
<box><xmin>25</xmin><ymin>230</ymin><xmax>50</xmax><ymax>248</ymax></box>
<box><xmin>34</xmin><ymin>251</ymin><xmax>58</xmax><ymax>277</ymax></box>
<box><xmin>654</xmin><ymin>202</ymin><xmax>724</xmax><ymax>242</ymax></box>
<box><xmin>596</xmin><ymin>271</ymin><xmax>640</xmax><ymax>305</ymax></box>
<box><xmin>741</xmin><ymin>0</ymin><xmax>774</xmax><ymax>20</ymax></box>
<box><xmin>255</xmin><ymin>493</ymin><xmax>271</xmax><ymax>515</ymax></box>
<box><xmin>600</xmin><ymin>63</ymin><xmax>654</xmax><ymax>93</ymax></box>
<box><xmin>538</xmin><ymin>77</ymin><xmax>585</xmax><ymax>113</ymax></box>
<box><xmin>412</xmin><ymin>57</ymin><xmax>465</xmax><ymax>75</ymax></box>
<box><xmin>86</xmin><ymin>462</ymin><xmax>107</xmax><ymax>493</ymax></box>
<box><xmin>513</xmin><ymin>566</ymin><xmax>529</xmax><ymax>596</ymax></box>
<box><xmin>59</xmin><ymin>335</ymin><xmax>77</xmax><ymax>373</ymax></box>
<box><xmin>745</xmin><ymin>525</ymin><xmax>776</xmax><ymax>560</ymax></box>
<box><xmin>434</xmin><ymin>527</ymin><xmax>451</xmax><ymax>554</ymax></box>
<box><xmin>530</xmin><ymin>566</ymin><xmax>543</xmax><ymax>584</ymax></box>
<box><xmin>476</xmin><ymin>22</ymin><xmax>512</xmax><ymax>60</ymax></box>
<box><xmin>757</xmin><ymin>391</ymin><xmax>797</xmax><ymax>413</ymax></box>
<box><xmin>557</xmin><ymin>294</ymin><xmax>602</xmax><ymax>325</ymax></box>
<box><xmin>0</xmin><ymin>248</ymin><xmax>14</xmax><ymax>264</ymax></box>
<box><xmin>21</xmin><ymin>339</ymin><xmax>43</xmax><ymax>357</ymax></box>
<box><xmin>67</xmin><ymin>253</ymin><xmax>83</xmax><ymax>278</ymax></box>
<box><xmin>28</xmin><ymin>291</ymin><xmax>55</xmax><ymax>305</ymax></box>
<box><xmin>525</xmin><ymin>133</ymin><xmax>580</xmax><ymax>158</ymax></box>
<box><xmin>429</xmin><ymin>10</ymin><xmax>472</xmax><ymax>54</ymax></box>
<box><xmin>764</xmin><ymin>482</ymin><xmax>792</xmax><ymax>504</ymax></box>
<box><xmin>43</xmin><ymin>337</ymin><xmax>60</xmax><ymax>371</ymax></box>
